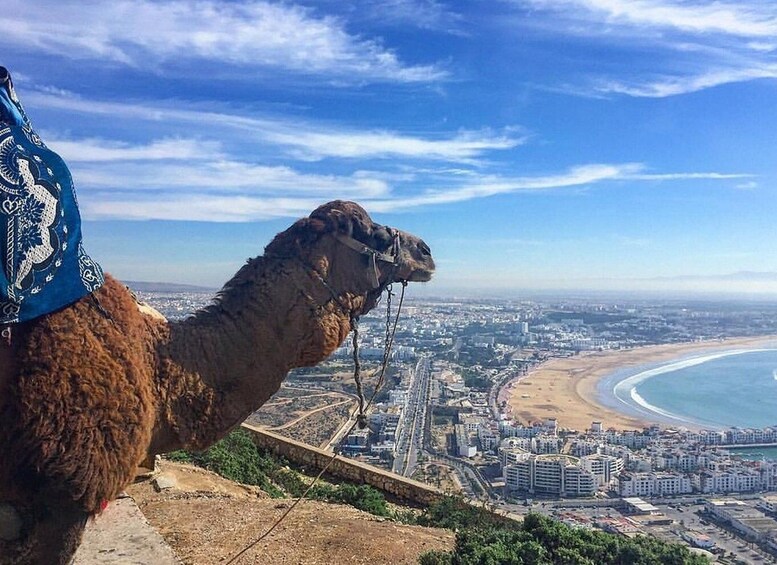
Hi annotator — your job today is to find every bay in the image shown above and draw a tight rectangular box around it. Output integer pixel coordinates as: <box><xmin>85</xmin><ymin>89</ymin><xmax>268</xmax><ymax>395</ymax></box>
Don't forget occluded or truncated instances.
<box><xmin>633</xmin><ymin>349</ymin><xmax>777</xmax><ymax>429</ymax></box>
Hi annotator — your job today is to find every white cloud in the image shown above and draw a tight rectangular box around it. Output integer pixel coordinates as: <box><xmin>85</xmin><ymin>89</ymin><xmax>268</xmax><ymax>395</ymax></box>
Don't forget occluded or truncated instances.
<box><xmin>0</xmin><ymin>0</ymin><xmax>445</xmax><ymax>83</ymax></box>
<box><xmin>70</xmin><ymin>159</ymin><xmax>390</xmax><ymax>196</ymax></box>
<box><xmin>82</xmin><ymin>195</ymin><xmax>320</xmax><ymax>222</ymax></box>
<box><xmin>45</xmin><ymin>137</ymin><xmax>225</xmax><ymax>162</ymax></box>
<box><xmin>360</xmin><ymin>0</ymin><xmax>465</xmax><ymax>34</ymax></box>
<box><xmin>595</xmin><ymin>66</ymin><xmax>777</xmax><ymax>97</ymax></box>
<box><xmin>27</xmin><ymin>91</ymin><xmax>523</xmax><ymax>162</ymax></box>
<box><xmin>525</xmin><ymin>0</ymin><xmax>777</xmax><ymax>37</ymax></box>
<box><xmin>23</xmin><ymin>91</ymin><xmax>752</xmax><ymax>222</ymax></box>
<box><xmin>364</xmin><ymin>164</ymin><xmax>747</xmax><ymax>212</ymax></box>
<box><xmin>268</xmin><ymin>127</ymin><xmax>525</xmax><ymax>161</ymax></box>
<box><xmin>70</xmin><ymin>158</ymin><xmax>749</xmax><ymax>221</ymax></box>
<box><xmin>511</xmin><ymin>0</ymin><xmax>777</xmax><ymax>97</ymax></box>
<box><xmin>624</xmin><ymin>171</ymin><xmax>754</xmax><ymax>181</ymax></box>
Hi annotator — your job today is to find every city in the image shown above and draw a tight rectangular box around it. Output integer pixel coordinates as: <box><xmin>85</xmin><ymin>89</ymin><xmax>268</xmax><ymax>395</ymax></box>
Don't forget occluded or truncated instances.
<box><xmin>139</xmin><ymin>286</ymin><xmax>777</xmax><ymax>563</ymax></box>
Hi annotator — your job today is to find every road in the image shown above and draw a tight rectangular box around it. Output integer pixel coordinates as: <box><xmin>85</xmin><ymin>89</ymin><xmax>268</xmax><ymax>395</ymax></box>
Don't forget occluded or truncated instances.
<box><xmin>393</xmin><ymin>356</ymin><xmax>432</xmax><ymax>476</ymax></box>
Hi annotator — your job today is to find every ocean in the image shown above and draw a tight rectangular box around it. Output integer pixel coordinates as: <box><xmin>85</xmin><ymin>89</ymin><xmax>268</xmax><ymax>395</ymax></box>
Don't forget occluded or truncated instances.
<box><xmin>598</xmin><ymin>346</ymin><xmax>777</xmax><ymax>430</ymax></box>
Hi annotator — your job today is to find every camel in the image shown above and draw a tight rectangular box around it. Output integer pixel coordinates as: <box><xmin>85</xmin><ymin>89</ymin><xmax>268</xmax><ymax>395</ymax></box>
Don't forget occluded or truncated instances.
<box><xmin>0</xmin><ymin>200</ymin><xmax>435</xmax><ymax>564</ymax></box>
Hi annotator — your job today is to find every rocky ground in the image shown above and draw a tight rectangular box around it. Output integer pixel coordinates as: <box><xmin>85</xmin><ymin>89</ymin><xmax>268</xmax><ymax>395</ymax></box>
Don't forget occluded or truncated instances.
<box><xmin>126</xmin><ymin>461</ymin><xmax>455</xmax><ymax>565</ymax></box>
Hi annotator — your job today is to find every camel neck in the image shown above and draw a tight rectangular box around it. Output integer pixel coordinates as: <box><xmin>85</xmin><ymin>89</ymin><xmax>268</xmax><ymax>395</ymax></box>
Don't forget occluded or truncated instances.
<box><xmin>152</xmin><ymin>255</ymin><xmax>357</xmax><ymax>453</ymax></box>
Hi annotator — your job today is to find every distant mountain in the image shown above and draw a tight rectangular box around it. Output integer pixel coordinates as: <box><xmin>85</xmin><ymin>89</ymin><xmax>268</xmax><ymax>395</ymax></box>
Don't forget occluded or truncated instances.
<box><xmin>648</xmin><ymin>271</ymin><xmax>777</xmax><ymax>282</ymax></box>
<box><xmin>123</xmin><ymin>281</ymin><xmax>218</xmax><ymax>293</ymax></box>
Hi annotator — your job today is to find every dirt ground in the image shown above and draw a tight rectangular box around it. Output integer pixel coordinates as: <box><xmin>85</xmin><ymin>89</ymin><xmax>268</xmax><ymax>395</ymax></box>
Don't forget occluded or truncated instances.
<box><xmin>127</xmin><ymin>461</ymin><xmax>454</xmax><ymax>565</ymax></box>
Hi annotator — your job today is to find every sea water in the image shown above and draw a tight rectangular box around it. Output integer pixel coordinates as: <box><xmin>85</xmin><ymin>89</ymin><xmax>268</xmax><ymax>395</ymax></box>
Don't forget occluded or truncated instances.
<box><xmin>603</xmin><ymin>348</ymin><xmax>777</xmax><ymax>429</ymax></box>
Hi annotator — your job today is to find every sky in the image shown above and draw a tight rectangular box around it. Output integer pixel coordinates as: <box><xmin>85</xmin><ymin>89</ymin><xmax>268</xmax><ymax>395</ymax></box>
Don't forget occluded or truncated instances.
<box><xmin>2</xmin><ymin>0</ymin><xmax>777</xmax><ymax>296</ymax></box>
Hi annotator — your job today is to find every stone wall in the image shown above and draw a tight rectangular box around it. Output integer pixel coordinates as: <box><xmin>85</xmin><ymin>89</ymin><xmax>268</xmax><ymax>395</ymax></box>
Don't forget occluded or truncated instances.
<box><xmin>241</xmin><ymin>423</ymin><xmax>445</xmax><ymax>506</ymax></box>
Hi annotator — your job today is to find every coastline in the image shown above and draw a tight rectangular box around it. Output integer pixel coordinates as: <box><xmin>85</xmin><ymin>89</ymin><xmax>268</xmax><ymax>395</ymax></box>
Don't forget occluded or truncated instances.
<box><xmin>505</xmin><ymin>335</ymin><xmax>777</xmax><ymax>432</ymax></box>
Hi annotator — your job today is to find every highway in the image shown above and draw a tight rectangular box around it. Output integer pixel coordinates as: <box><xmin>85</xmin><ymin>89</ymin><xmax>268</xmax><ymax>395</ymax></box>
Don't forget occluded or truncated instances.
<box><xmin>389</xmin><ymin>355</ymin><xmax>495</xmax><ymax>498</ymax></box>
<box><xmin>393</xmin><ymin>356</ymin><xmax>432</xmax><ymax>476</ymax></box>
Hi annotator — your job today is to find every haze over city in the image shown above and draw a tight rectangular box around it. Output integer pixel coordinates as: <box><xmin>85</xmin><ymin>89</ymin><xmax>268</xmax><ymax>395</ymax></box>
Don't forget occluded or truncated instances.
<box><xmin>2</xmin><ymin>0</ymin><xmax>776</xmax><ymax>295</ymax></box>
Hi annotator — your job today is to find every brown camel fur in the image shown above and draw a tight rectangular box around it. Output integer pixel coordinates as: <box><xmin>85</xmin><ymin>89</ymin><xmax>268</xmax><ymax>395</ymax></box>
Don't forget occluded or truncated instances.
<box><xmin>0</xmin><ymin>200</ymin><xmax>434</xmax><ymax>564</ymax></box>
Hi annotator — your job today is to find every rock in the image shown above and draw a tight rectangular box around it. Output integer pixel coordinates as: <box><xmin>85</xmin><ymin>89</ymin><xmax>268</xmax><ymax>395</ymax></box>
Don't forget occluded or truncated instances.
<box><xmin>154</xmin><ymin>474</ymin><xmax>178</xmax><ymax>492</ymax></box>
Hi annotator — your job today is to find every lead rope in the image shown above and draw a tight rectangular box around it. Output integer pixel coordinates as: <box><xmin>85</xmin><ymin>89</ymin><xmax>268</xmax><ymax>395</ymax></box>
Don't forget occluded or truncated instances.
<box><xmin>351</xmin><ymin>318</ymin><xmax>367</xmax><ymax>428</ymax></box>
<box><xmin>350</xmin><ymin>280</ymin><xmax>404</xmax><ymax>429</ymax></box>
<box><xmin>225</xmin><ymin>282</ymin><xmax>407</xmax><ymax>564</ymax></box>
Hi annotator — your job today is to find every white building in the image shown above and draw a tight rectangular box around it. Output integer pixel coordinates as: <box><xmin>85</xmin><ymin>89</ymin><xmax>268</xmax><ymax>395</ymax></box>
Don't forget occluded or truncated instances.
<box><xmin>478</xmin><ymin>425</ymin><xmax>499</xmax><ymax>453</ymax></box>
<box><xmin>504</xmin><ymin>454</ymin><xmax>597</xmax><ymax>497</ymax></box>
<box><xmin>695</xmin><ymin>470</ymin><xmax>762</xmax><ymax>494</ymax></box>
<box><xmin>580</xmin><ymin>454</ymin><xmax>624</xmax><ymax>487</ymax></box>
<box><xmin>617</xmin><ymin>472</ymin><xmax>692</xmax><ymax>497</ymax></box>
<box><xmin>455</xmin><ymin>424</ymin><xmax>477</xmax><ymax>458</ymax></box>
<box><xmin>757</xmin><ymin>495</ymin><xmax>777</xmax><ymax>514</ymax></box>
<box><xmin>532</xmin><ymin>435</ymin><xmax>563</xmax><ymax>454</ymax></box>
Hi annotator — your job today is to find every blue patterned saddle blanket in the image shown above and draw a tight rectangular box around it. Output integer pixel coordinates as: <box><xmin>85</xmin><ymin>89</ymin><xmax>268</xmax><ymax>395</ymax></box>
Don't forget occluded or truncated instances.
<box><xmin>0</xmin><ymin>67</ymin><xmax>104</xmax><ymax>324</ymax></box>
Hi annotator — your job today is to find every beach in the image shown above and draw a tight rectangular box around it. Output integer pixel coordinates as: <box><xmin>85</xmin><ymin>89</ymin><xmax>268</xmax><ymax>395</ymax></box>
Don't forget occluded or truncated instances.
<box><xmin>505</xmin><ymin>336</ymin><xmax>777</xmax><ymax>432</ymax></box>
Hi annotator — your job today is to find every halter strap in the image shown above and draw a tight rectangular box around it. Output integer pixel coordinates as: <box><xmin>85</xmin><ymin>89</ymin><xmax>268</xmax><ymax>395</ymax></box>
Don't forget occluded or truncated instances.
<box><xmin>333</xmin><ymin>233</ymin><xmax>399</xmax><ymax>264</ymax></box>
<box><xmin>334</xmin><ymin>228</ymin><xmax>401</xmax><ymax>289</ymax></box>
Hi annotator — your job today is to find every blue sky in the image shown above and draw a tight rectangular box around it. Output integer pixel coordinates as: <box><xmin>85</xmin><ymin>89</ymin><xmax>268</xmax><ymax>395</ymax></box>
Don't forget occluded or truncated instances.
<box><xmin>3</xmin><ymin>0</ymin><xmax>777</xmax><ymax>295</ymax></box>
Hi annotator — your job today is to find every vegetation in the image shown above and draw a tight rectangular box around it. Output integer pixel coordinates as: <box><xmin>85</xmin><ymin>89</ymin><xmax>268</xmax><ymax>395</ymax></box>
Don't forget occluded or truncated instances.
<box><xmin>461</xmin><ymin>368</ymin><xmax>491</xmax><ymax>391</ymax></box>
<box><xmin>170</xmin><ymin>433</ymin><xmax>705</xmax><ymax>564</ymax></box>
<box><xmin>167</xmin><ymin>429</ymin><xmax>391</xmax><ymax>517</ymax></box>
<box><xmin>418</xmin><ymin>498</ymin><xmax>709</xmax><ymax>565</ymax></box>
<box><xmin>167</xmin><ymin>428</ymin><xmax>284</xmax><ymax>497</ymax></box>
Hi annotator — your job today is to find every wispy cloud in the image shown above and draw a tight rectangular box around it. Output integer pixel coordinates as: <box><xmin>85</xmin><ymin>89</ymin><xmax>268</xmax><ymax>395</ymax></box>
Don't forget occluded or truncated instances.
<box><xmin>370</xmin><ymin>163</ymin><xmax>640</xmax><ymax>209</ymax></box>
<box><xmin>367</xmin><ymin>163</ymin><xmax>748</xmax><ymax>211</ymax></box>
<box><xmin>624</xmin><ymin>171</ymin><xmax>753</xmax><ymax>181</ymax></box>
<box><xmin>27</xmin><ymin>90</ymin><xmax>523</xmax><ymax>162</ymax></box>
<box><xmin>524</xmin><ymin>0</ymin><xmax>777</xmax><ymax>36</ymax></box>
<box><xmin>595</xmin><ymin>66</ymin><xmax>777</xmax><ymax>97</ymax></box>
<box><xmin>268</xmin><ymin>127</ymin><xmax>524</xmax><ymax>161</ymax></box>
<box><xmin>67</xmin><ymin>158</ymin><xmax>390</xmax><ymax>196</ymax></box>
<box><xmin>82</xmin><ymin>195</ymin><xmax>320</xmax><ymax>222</ymax></box>
<box><xmin>45</xmin><ymin>136</ymin><xmax>225</xmax><ymax>162</ymax></box>
<box><xmin>359</xmin><ymin>0</ymin><xmax>465</xmax><ymax>34</ymax></box>
<box><xmin>71</xmin><ymin>157</ymin><xmax>747</xmax><ymax>221</ymax></box>
<box><xmin>509</xmin><ymin>0</ymin><xmax>777</xmax><ymax>97</ymax></box>
<box><xmin>0</xmin><ymin>0</ymin><xmax>445</xmax><ymax>83</ymax></box>
<box><xmin>21</xmin><ymin>78</ymin><xmax>754</xmax><ymax>222</ymax></box>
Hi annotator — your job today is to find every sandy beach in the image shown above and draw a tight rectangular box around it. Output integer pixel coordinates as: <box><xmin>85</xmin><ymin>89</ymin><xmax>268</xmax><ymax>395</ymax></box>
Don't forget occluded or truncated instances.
<box><xmin>505</xmin><ymin>336</ymin><xmax>777</xmax><ymax>432</ymax></box>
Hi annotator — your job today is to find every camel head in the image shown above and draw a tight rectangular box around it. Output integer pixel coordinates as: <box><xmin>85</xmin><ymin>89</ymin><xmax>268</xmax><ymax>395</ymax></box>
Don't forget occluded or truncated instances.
<box><xmin>265</xmin><ymin>200</ymin><xmax>435</xmax><ymax>316</ymax></box>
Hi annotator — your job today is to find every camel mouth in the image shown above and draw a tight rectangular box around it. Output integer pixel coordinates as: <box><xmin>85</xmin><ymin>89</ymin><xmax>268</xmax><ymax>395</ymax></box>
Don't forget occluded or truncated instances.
<box><xmin>405</xmin><ymin>269</ymin><xmax>434</xmax><ymax>283</ymax></box>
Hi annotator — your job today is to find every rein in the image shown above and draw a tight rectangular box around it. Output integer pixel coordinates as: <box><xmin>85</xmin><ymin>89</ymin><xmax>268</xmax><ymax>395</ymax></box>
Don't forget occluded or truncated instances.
<box><xmin>225</xmin><ymin>232</ymin><xmax>407</xmax><ymax>564</ymax></box>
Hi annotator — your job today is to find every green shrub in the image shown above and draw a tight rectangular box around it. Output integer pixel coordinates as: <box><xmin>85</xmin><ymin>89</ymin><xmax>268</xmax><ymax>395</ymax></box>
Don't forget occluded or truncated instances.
<box><xmin>167</xmin><ymin>429</ymin><xmax>283</xmax><ymax>497</ymax></box>
<box><xmin>165</xmin><ymin>429</ymin><xmax>391</xmax><ymax>517</ymax></box>
<box><xmin>418</xmin><ymin>551</ymin><xmax>452</xmax><ymax>565</ymax></box>
<box><xmin>417</xmin><ymin>496</ymin><xmax>508</xmax><ymax>531</ymax></box>
<box><xmin>418</xmin><ymin>508</ymin><xmax>709</xmax><ymax>565</ymax></box>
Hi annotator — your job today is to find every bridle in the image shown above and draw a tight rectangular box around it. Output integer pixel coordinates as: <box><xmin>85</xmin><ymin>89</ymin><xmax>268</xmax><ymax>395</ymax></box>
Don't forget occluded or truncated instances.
<box><xmin>295</xmin><ymin>226</ymin><xmax>403</xmax><ymax>315</ymax></box>
<box><xmin>333</xmin><ymin>226</ymin><xmax>402</xmax><ymax>290</ymax></box>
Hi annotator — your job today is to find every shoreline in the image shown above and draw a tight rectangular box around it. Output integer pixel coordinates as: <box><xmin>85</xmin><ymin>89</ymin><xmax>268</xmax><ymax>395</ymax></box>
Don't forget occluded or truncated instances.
<box><xmin>504</xmin><ymin>335</ymin><xmax>777</xmax><ymax>432</ymax></box>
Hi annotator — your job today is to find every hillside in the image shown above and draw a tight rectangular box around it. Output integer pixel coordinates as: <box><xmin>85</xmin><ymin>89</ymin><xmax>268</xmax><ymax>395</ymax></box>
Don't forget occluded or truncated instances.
<box><xmin>126</xmin><ymin>460</ymin><xmax>455</xmax><ymax>564</ymax></box>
